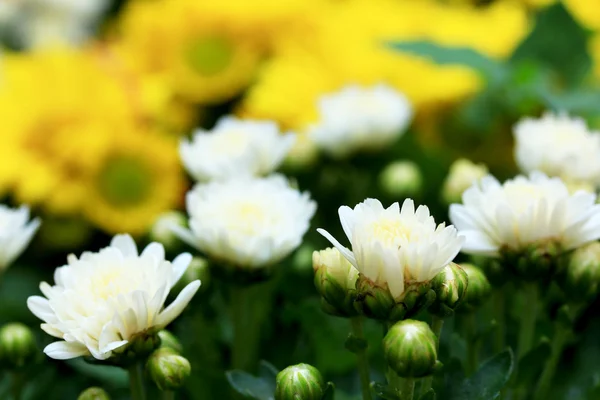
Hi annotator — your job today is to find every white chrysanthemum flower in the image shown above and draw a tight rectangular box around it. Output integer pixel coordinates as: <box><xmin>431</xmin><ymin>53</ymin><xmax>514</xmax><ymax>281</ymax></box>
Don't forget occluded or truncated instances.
<box><xmin>514</xmin><ymin>112</ymin><xmax>600</xmax><ymax>187</ymax></box>
<box><xmin>317</xmin><ymin>199</ymin><xmax>463</xmax><ymax>299</ymax></box>
<box><xmin>173</xmin><ymin>175</ymin><xmax>316</xmax><ymax>268</ymax></box>
<box><xmin>310</xmin><ymin>84</ymin><xmax>412</xmax><ymax>158</ymax></box>
<box><xmin>27</xmin><ymin>234</ymin><xmax>200</xmax><ymax>360</ymax></box>
<box><xmin>180</xmin><ymin>116</ymin><xmax>295</xmax><ymax>182</ymax></box>
<box><xmin>0</xmin><ymin>205</ymin><xmax>40</xmax><ymax>270</ymax></box>
<box><xmin>449</xmin><ymin>172</ymin><xmax>600</xmax><ymax>257</ymax></box>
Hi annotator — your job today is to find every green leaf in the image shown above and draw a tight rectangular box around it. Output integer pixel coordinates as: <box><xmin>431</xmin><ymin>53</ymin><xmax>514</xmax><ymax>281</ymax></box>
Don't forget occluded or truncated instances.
<box><xmin>386</xmin><ymin>40</ymin><xmax>507</xmax><ymax>80</ymax></box>
<box><xmin>516</xmin><ymin>340</ymin><xmax>551</xmax><ymax>386</ymax></box>
<box><xmin>447</xmin><ymin>349</ymin><xmax>514</xmax><ymax>400</ymax></box>
<box><xmin>322</xmin><ymin>382</ymin><xmax>336</xmax><ymax>400</ymax></box>
<box><xmin>419</xmin><ymin>389</ymin><xmax>436</xmax><ymax>400</ymax></box>
<box><xmin>370</xmin><ymin>382</ymin><xmax>400</xmax><ymax>400</ymax></box>
<box><xmin>511</xmin><ymin>2</ymin><xmax>591</xmax><ymax>87</ymax></box>
<box><xmin>226</xmin><ymin>361</ymin><xmax>279</xmax><ymax>400</ymax></box>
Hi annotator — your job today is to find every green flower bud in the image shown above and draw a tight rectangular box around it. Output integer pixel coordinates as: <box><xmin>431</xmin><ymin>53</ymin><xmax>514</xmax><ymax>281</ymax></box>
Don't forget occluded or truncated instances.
<box><xmin>77</xmin><ymin>387</ymin><xmax>111</xmax><ymax>400</ymax></box>
<box><xmin>378</xmin><ymin>161</ymin><xmax>423</xmax><ymax>198</ymax></box>
<box><xmin>383</xmin><ymin>320</ymin><xmax>439</xmax><ymax>378</ymax></box>
<box><xmin>158</xmin><ymin>330</ymin><xmax>183</xmax><ymax>354</ymax></box>
<box><xmin>502</xmin><ymin>241</ymin><xmax>561</xmax><ymax>281</ymax></box>
<box><xmin>147</xmin><ymin>347</ymin><xmax>191</xmax><ymax>391</ymax></box>
<box><xmin>0</xmin><ymin>323</ymin><xmax>37</xmax><ymax>369</ymax></box>
<box><xmin>354</xmin><ymin>275</ymin><xmax>435</xmax><ymax>322</ymax></box>
<box><xmin>275</xmin><ymin>363</ymin><xmax>325</xmax><ymax>400</ymax></box>
<box><xmin>458</xmin><ymin>264</ymin><xmax>491</xmax><ymax>313</ymax></box>
<box><xmin>441</xmin><ymin>158</ymin><xmax>488</xmax><ymax>205</ymax></box>
<box><xmin>150</xmin><ymin>211</ymin><xmax>187</xmax><ymax>251</ymax></box>
<box><xmin>313</xmin><ymin>248</ymin><xmax>359</xmax><ymax>317</ymax></box>
<box><xmin>561</xmin><ymin>242</ymin><xmax>600</xmax><ymax>302</ymax></box>
<box><xmin>172</xmin><ymin>257</ymin><xmax>210</xmax><ymax>295</ymax></box>
<box><xmin>428</xmin><ymin>263</ymin><xmax>469</xmax><ymax>317</ymax></box>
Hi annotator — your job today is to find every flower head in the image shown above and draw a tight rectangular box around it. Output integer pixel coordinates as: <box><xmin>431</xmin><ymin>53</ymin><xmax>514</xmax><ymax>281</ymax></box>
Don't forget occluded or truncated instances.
<box><xmin>450</xmin><ymin>172</ymin><xmax>600</xmax><ymax>257</ymax></box>
<box><xmin>27</xmin><ymin>234</ymin><xmax>201</xmax><ymax>361</ymax></box>
<box><xmin>310</xmin><ymin>84</ymin><xmax>412</xmax><ymax>158</ymax></box>
<box><xmin>174</xmin><ymin>175</ymin><xmax>316</xmax><ymax>268</ymax></box>
<box><xmin>275</xmin><ymin>363</ymin><xmax>325</xmax><ymax>400</ymax></box>
<box><xmin>318</xmin><ymin>198</ymin><xmax>463</xmax><ymax>299</ymax></box>
<box><xmin>179</xmin><ymin>116</ymin><xmax>295</xmax><ymax>182</ymax></box>
<box><xmin>0</xmin><ymin>205</ymin><xmax>40</xmax><ymax>270</ymax></box>
<box><xmin>514</xmin><ymin>112</ymin><xmax>600</xmax><ymax>187</ymax></box>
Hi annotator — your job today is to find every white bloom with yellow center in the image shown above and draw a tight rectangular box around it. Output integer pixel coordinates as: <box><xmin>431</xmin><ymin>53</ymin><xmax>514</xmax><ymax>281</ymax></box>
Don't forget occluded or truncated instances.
<box><xmin>180</xmin><ymin>116</ymin><xmax>295</xmax><ymax>182</ymax></box>
<box><xmin>449</xmin><ymin>172</ymin><xmax>600</xmax><ymax>256</ymax></box>
<box><xmin>0</xmin><ymin>205</ymin><xmax>40</xmax><ymax>270</ymax></box>
<box><xmin>173</xmin><ymin>175</ymin><xmax>316</xmax><ymax>268</ymax></box>
<box><xmin>514</xmin><ymin>112</ymin><xmax>600</xmax><ymax>186</ymax></box>
<box><xmin>317</xmin><ymin>199</ymin><xmax>463</xmax><ymax>299</ymax></box>
<box><xmin>27</xmin><ymin>234</ymin><xmax>200</xmax><ymax>360</ymax></box>
<box><xmin>310</xmin><ymin>84</ymin><xmax>413</xmax><ymax>158</ymax></box>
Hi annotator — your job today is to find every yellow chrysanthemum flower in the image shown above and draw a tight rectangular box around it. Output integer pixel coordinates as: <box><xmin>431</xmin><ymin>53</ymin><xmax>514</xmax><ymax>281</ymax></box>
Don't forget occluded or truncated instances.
<box><xmin>0</xmin><ymin>48</ymin><xmax>185</xmax><ymax>235</ymax></box>
<box><xmin>118</xmin><ymin>0</ymin><xmax>295</xmax><ymax>105</ymax></box>
<box><xmin>81</xmin><ymin>129</ymin><xmax>185</xmax><ymax>236</ymax></box>
<box><xmin>563</xmin><ymin>0</ymin><xmax>600</xmax><ymax>31</ymax></box>
<box><xmin>241</xmin><ymin>0</ymin><xmax>527</xmax><ymax>134</ymax></box>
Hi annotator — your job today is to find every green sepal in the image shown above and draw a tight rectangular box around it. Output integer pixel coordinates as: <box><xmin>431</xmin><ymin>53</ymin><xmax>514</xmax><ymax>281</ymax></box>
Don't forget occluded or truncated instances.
<box><xmin>321</xmin><ymin>382</ymin><xmax>335</xmax><ymax>400</ymax></box>
<box><xmin>344</xmin><ymin>333</ymin><xmax>368</xmax><ymax>354</ymax></box>
<box><xmin>370</xmin><ymin>382</ymin><xmax>400</xmax><ymax>400</ymax></box>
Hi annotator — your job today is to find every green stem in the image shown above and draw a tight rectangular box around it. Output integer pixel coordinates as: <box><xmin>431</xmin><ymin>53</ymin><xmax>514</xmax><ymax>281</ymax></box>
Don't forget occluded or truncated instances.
<box><xmin>493</xmin><ymin>289</ymin><xmax>505</xmax><ymax>354</ymax></box>
<box><xmin>401</xmin><ymin>378</ymin><xmax>415</xmax><ymax>400</ymax></box>
<box><xmin>517</xmin><ymin>283</ymin><xmax>538</xmax><ymax>360</ymax></box>
<box><xmin>465</xmin><ymin>313</ymin><xmax>479</xmax><ymax>376</ymax></box>
<box><xmin>350</xmin><ymin>317</ymin><xmax>373</xmax><ymax>400</ymax></box>
<box><xmin>128</xmin><ymin>362</ymin><xmax>146</xmax><ymax>400</ymax></box>
<box><xmin>420</xmin><ymin>316</ymin><xmax>444</xmax><ymax>396</ymax></box>
<box><xmin>231</xmin><ymin>282</ymin><xmax>273</xmax><ymax>371</ymax></box>
<box><xmin>533</xmin><ymin>323</ymin><xmax>569</xmax><ymax>400</ymax></box>
<box><xmin>10</xmin><ymin>372</ymin><xmax>24</xmax><ymax>400</ymax></box>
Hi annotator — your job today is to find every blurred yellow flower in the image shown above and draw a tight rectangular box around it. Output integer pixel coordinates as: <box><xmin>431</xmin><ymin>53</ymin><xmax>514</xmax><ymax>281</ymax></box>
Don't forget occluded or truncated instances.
<box><xmin>118</xmin><ymin>0</ymin><xmax>302</xmax><ymax>104</ymax></box>
<box><xmin>240</xmin><ymin>0</ymin><xmax>528</xmax><ymax>134</ymax></box>
<box><xmin>82</xmin><ymin>129</ymin><xmax>185</xmax><ymax>236</ymax></box>
<box><xmin>0</xmin><ymin>48</ymin><xmax>185</xmax><ymax>235</ymax></box>
<box><xmin>564</xmin><ymin>0</ymin><xmax>600</xmax><ymax>31</ymax></box>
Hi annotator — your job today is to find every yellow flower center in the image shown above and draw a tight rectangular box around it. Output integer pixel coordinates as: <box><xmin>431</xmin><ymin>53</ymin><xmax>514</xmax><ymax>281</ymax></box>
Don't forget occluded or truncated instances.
<box><xmin>97</xmin><ymin>155</ymin><xmax>152</xmax><ymax>207</ymax></box>
<box><xmin>185</xmin><ymin>36</ymin><xmax>234</xmax><ymax>76</ymax></box>
<box><xmin>90</xmin><ymin>266</ymin><xmax>128</xmax><ymax>301</ymax></box>
<box><xmin>370</xmin><ymin>219</ymin><xmax>411</xmax><ymax>245</ymax></box>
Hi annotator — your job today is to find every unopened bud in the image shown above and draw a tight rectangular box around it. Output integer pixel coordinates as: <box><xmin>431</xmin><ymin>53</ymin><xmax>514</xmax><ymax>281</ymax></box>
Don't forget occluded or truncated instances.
<box><xmin>378</xmin><ymin>161</ymin><xmax>423</xmax><ymax>198</ymax></box>
<box><xmin>275</xmin><ymin>363</ymin><xmax>325</xmax><ymax>400</ymax></box>
<box><xmin>77</xmin><ymin>387</ymin><xmax>110</xmax><ymax>400</ymax></box>
<box><xmin>283</xmin><ymin>134</ymin><xmax>319</xmax><ymax>171</ymax></box>
<box><xmin>428</xmin><ymin>263</ymin><xmax>469</xmax><ymax>317</ymax></box>
<box><xmin>0</xmin><ymin>323</ymin><xmax>37</xmax><ymax>369</ymax></box>
<box><xmin>150</xmin><ymin>211</ymin><xmax>187</xmax><ymax>251</ymax></box>
<box><xmin>158</xmin><ymin>330</ymin><xmax>183</xmax><ymax>354</ymax></box>
<box><xmin>313</xmin><ymin>248</ymin><xmax>359</xmax><ymax>316</ymax></box>
<box><xmin>459</xmin><ymin>264</ymin><xmax>491</xmax><ymax>313</ymax></box>
<box><xmin>147</xmin><ymin>347</ymin><xmax>191</xmax><ymax>391</ymax></box>
<box><xmin>383</xmin><ymin>320</ymin><xmax>440</xmax><ymax>378</ymax></box>
<box><xmin>562</xmin><ymin>242</ymin><xmax>600</xmax><ymax>302</ymax></box>
<box><xmin>442</xmin><ymin>158</ymin><xmax>487</xmax><ymax>205</ymax></box>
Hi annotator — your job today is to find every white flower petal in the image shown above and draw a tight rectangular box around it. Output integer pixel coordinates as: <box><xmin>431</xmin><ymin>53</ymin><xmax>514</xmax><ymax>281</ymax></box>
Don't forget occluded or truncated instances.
<box><xmin>156</xmin><ymin>280</ymin><xmax>201</xmax><ymax>328</ymax></box>
<box><xmin>44</xmin><ymin>341</ymin><xmax>89</xmax><ymax>360</ymax></box>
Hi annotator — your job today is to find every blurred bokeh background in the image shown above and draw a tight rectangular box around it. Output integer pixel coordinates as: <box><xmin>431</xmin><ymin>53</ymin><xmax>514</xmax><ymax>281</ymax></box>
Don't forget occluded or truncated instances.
<box><xmin>2</xmin><ymin>0</ymin><xmax>600</xmax><ymax>398</ymax></box>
